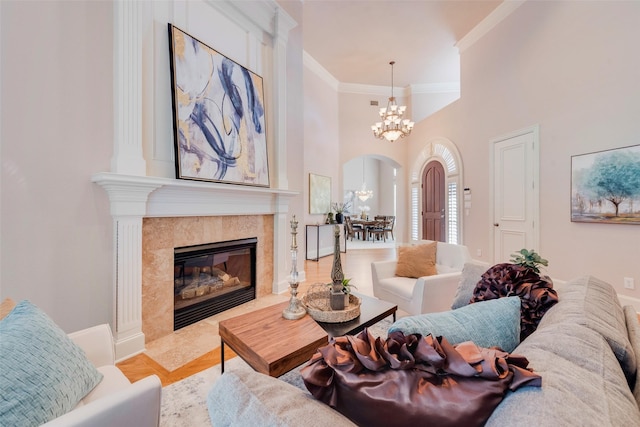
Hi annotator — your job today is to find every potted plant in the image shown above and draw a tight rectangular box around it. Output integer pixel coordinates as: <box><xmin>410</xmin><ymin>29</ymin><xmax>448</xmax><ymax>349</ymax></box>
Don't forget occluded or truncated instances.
<box><xmin>509</xmin><ymin>248</ymin><xmax>549</xmax><ymax>274</ymax></box>
<box><xmin>358</xmin><ymin>205</ymin><xmax>370</xmax><ymax>220</ymax></box>
<box><xmin>325</xmin><ymin>212</ymin><xmax>334</xmax><ymax>224</ymax></box>
<box><xmin>332</xmin><ymin>202</ymin><xmax>351</xmax><ymax>224</ymax></box>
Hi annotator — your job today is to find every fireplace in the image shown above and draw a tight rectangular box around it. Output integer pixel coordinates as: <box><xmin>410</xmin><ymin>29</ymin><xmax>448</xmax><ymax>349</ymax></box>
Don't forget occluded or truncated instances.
<box><xmin>174</xmin><ymin>238</ymin><xmax>257</xmax><ymax>330</ymax></box>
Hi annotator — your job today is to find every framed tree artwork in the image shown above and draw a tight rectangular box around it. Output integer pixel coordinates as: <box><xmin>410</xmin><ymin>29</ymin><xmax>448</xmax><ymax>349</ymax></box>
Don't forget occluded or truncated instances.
<box><xmin>571</xmin><ymin>144</ymin><xmax>640</xmax><ymax>224</ymax></box>
<box><xmin>168</xmin><ymin>24</ymin><xmax>270</xmax><ymax>187</ymax></box>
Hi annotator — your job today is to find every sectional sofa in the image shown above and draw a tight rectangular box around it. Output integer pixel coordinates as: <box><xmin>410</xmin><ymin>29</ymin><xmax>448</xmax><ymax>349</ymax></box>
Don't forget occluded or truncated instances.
<box><xmin>207</xmin><ymin>275</ymin><xmax>640</xmax><ymax>426</ymax></box>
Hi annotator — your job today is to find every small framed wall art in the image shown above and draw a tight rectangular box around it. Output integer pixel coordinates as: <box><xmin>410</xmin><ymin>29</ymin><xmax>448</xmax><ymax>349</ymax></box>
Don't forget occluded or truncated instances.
<box><xmin>168</xmin><ymin>24</ymin><xmax>269</xmax><ymax>187</ymax></box>
<box><xmin>309</xmin><ymin>173</ymin><xmax>331</xmax><ymax>214</ymax></box>
<box><xmin>571</xmin><ymin>144</ymin><xmax>640</xmax><ymax>224</ymax></box>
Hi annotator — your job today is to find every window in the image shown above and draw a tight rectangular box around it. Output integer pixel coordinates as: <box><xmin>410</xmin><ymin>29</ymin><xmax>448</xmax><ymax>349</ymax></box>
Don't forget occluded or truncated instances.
<box><xmin>411</xmin><ymin>186</ymin><xmax>419</xmax><ymax>241</ymax></box>
<box><xmin>448</xmin><ymin>183</ymin><xmax>458</xmax><ymax>244</ymax></box>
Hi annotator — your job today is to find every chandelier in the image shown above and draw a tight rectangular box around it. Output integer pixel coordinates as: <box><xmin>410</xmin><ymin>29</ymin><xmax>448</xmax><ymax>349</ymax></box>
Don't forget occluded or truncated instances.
<box><xmin>355</xmin><ymin>157</ymin><xmax>373</xmax><ymax>202</ymax></box>
<box><xmin>371</xmin><ymin>61</ymin><xmax>414</xmax><ymax>142</ymax></box>
<box><xmin>356</xmin><ymin>182</ymin><xmax>373</xmax><ymax>202</ymax></box>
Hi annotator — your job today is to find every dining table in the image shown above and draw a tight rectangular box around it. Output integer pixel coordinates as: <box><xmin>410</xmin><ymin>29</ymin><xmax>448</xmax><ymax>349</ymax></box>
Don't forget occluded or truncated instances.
<box><xmin>350</xmin><ymin>218</ymin><xmax>383</xmax><ymax>241</ymax></box>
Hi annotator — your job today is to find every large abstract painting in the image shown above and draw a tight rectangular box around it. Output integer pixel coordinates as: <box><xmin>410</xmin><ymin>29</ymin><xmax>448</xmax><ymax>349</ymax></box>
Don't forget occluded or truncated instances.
<box><xmin>168</xmin><ymin>24</ymin><xmax>269</xmax><ymax>186</ymax></box>
<box><xmin>571</xmin><ymin>144</ymin><xmax>640</xmax><ymax>224</ymax></box>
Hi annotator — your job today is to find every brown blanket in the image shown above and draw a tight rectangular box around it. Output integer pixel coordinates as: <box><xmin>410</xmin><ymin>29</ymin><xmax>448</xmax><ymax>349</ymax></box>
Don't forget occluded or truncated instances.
<box><xmin>301</xmin><ymin>329</ymin><xmax>541</xmax><ymax>427</ymax></box>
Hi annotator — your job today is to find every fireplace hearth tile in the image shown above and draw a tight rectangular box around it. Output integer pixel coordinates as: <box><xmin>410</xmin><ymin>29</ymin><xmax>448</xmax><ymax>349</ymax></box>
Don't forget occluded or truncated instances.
<box><xmin>143</xmin><ymin>293</ymin><xmax>288</xmax><ymax>371</ymax></box>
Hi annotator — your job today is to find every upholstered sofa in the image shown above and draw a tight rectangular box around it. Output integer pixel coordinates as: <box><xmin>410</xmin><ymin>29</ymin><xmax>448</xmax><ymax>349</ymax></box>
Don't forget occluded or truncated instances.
<box><xmin>207</xmin><ymin>275</ymin><xmax>640</xmax><ymax>426</ymax></box>
<box><xmin>371</xmin><ymin>240</ymin><xmax>472</xmax><ymax>315</ymax></box>
<box><xmin>0</xmin><ymin>300</ymin><xmax>162</xmax><ymax>427</ymax></box>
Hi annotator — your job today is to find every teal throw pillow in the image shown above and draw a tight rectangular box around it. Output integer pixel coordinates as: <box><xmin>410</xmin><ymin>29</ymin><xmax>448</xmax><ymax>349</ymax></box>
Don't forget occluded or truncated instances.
<box><xmin>0</xmin><ymin>300</ymin><xmax>103</xmax><ymax>426</ymax></box>
<box><xmin>389</xmin><ymin>296</ymin><xmax>521</xmax><ymax>352</ymax></box>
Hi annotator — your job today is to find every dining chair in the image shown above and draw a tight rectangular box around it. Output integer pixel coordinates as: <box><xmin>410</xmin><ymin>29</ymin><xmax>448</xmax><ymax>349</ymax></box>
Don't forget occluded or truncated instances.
<box><xmin>383</xmin><ymin>216</ymin><xmax>395</xmax><ymax>240</ymax></box>
<box><xmin>344</xmin><ymin>216</ymin><xmax>363</xmax><ymax>241</ymax></box>
<box><xmin>368</xmin><ymin>219</ymin><xmax>387</xmax><ymax>242</ymax></box>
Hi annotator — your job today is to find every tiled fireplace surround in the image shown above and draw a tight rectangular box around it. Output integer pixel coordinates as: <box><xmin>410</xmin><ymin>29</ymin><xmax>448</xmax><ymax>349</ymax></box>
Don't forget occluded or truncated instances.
<box><xmin>142</xmin><ymin>215</ymin><xmax>274</xmax><ymax>343</ymax></box>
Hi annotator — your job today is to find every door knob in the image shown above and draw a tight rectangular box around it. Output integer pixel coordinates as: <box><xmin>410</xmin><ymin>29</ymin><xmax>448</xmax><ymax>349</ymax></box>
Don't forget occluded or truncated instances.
<box><xmin>493</xmin><ymin>223</ymin><xmax>499</xmax><ymax>227</ymax></box>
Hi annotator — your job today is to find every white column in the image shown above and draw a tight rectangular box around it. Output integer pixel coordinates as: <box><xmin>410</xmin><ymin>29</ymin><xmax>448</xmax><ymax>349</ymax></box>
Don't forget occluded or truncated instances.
<box><xmin>112</xmin><ymin>0</ymin><xmax>146</xmax><ymax>176</ymax></box>
<box><xmin>272</xmin><ymin>8</ymin><xmax>297</xmax><ymax>190</ymax></box>
<box><xmin>92</xmin><ymin>175</ymin><xmax>162</xmax><ymax>360</ymax></box>
<box><xmin>271</xmin><ymin>8</ymin><xmax>297</xmax><ymax>294</ymax></box>
<box><xmin>273</xmin><ymin>195</ymin><xmax>301</xmax><ymax>294</ymax></box>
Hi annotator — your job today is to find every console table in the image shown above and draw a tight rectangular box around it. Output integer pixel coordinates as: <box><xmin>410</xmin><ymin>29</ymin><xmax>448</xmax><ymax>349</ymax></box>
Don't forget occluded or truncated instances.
<box><xmin>305</xmin><ymin>224</ymin><xmax>346</xmax><ymax>261</ymax></box>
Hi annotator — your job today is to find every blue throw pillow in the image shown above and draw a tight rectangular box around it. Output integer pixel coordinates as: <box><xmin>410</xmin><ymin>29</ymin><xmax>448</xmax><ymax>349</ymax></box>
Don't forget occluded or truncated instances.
<box><xmin>389</xmin><ymin>296</ymin><xmax>521</xmax><ymax>353</ymax></box>
<box><xmin>0</xmin><ymin>300</ymin><xmax>103</xmax><ymax>426</ymax></box>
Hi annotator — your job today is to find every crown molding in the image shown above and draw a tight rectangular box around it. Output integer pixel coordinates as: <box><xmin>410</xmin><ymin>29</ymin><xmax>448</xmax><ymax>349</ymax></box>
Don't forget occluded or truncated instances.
<box><xmin>339</xmin><ymin>82</ymin><xmax>412</xmax><ymax>98</ymax></box>
<box><xmin>456</xmin><ymin>0</ymin><xmax>526</xmax><ymax>53</ymax></box>
<box><xmin>303</xmin><ymin>55</ymin><xmax>456</xmax><ymax>97</ymax></box>
<box><xmin>204</xmin><ymin>0</ymin><xmax>296</xmax><ymax>40</ymax></box>
<box><xmin>303</xmin><ymin>51</ymin><xmax>339</xmax><ymax>91</ymax></box>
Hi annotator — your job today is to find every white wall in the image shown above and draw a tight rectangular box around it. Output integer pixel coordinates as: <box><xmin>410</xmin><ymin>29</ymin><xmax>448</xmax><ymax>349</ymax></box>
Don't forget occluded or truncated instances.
<box><xmin>303</xmin><ymin>62</ymin><xmax>340</xmax><ymax>225</ymax></box>
<box><xmin>1</xmin><ymin>1</ymin><xmax>114</xmax><ymax>331</ymax></box>
<box><xmin>0</xmin><ymin>0</ymin><xmax>307</xmax><ymax>332</ymax></box>
<box><xmin>409</xmin><ymin>1</ymin><xmax>640</xmax><ymax>298</ymax></box>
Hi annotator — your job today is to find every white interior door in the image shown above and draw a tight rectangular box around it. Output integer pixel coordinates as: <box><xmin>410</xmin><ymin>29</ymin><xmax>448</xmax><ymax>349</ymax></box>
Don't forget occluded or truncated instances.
<box><xmin>492</xmin><ymin>127</ymin><xmax>539</xmax><ymax>263</ymax></box>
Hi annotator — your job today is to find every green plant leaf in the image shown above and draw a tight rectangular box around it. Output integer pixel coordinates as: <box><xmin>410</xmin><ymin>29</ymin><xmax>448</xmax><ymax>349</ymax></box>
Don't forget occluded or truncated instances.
<box><xmin>509</xmin><ymin>248</ymin><xmax>548</xmax><ymax>273</ymax></box>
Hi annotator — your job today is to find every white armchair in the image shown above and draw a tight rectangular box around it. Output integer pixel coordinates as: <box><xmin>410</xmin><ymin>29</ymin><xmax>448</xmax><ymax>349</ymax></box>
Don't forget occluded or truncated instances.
<box><xmin>371</xmin><ymin>240</ymin><xmax>472</xmax><ymax>315</ymax></box>
<box><xmin>42</xmin><ymin>324</ymin><xmax>162</xmax><ymax>427</ymax></box>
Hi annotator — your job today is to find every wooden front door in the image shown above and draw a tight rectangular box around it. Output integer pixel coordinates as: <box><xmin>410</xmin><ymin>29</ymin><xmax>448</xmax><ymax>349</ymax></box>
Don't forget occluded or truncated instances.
<box><xmin>422</xmin><ymin>161</ymin><xmax>445</xmax><ymax>242</ymax></box>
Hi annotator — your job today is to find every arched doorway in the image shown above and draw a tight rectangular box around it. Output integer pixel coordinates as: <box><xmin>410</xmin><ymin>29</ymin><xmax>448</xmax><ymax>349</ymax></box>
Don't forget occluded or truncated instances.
<box><xmin>410</xmin><ymin>139</ymin><xmax>463</xmax><ymax>244</ymax></box>
<box><xmin>422</xmin><ymin>161</ymin><xmax>445</xmax><ymax>241</ymax></box>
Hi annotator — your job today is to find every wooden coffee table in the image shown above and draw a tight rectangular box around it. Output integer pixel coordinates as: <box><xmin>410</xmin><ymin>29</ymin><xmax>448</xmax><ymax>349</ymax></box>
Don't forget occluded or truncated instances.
<box><xmin>219</xmin><ymin>301</ymin><xmax>328</xmax><ymax>377</ymax></box>
<box><xmin>219</xmin><ymin>294</ymin><xmax>398</xmax><ymax>377</ymax></box>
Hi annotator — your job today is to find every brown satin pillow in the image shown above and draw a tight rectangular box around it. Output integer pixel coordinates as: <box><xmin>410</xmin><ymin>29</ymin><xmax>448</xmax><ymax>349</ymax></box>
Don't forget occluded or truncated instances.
<box><xmin>395</xmin><ymin>242</ymin><xmax>437</xmax><ymax>278</ymax></box>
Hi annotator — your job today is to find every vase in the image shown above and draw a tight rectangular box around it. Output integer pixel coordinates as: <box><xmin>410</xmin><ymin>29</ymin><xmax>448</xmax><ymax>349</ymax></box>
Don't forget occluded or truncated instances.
<box><xmin>335</xmin><ymin>213</ymin><xmax>344</xmax><ymax>224</ymax></box>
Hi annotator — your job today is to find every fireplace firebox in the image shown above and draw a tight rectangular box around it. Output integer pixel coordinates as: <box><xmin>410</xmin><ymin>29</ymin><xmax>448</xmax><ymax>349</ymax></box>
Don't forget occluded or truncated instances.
<box><xmin>174</xmin><ymin>238</ymin><xmax>257</xmax><ymax>330</ymax></box>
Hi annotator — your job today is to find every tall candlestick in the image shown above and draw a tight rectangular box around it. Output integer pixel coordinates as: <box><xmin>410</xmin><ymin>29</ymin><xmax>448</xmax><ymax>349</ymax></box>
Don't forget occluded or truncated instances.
<box><xmin>283</xmin><ymin>215</ymin><xmax>306</xmax><ymax>320</ymax></box>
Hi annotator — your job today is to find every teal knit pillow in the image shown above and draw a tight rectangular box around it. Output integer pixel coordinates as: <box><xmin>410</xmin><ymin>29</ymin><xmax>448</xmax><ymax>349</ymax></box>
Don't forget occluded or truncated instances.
<box><xmin>0</xmin><ymin>300</ymin><xmax>103</xmax><ymax>426</ymax></box>
<box><xmin>389</xmin><ymin>296</ymin><xmax>522</xmax><ymax>352</ymax></box>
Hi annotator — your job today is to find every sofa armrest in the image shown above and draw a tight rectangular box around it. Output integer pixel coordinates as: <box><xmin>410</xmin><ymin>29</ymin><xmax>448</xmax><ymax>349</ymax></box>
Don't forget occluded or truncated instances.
<box><xmin>371</xmin><ymin>260</ymin><xmax>397</xmax><ymax>284</ymax></box>
<box><xmin>412</xmin><ymin>272</ymin><xmax>463</xmax><ymax>314</ymax></box>
<box><xmin>42</xmin><ymin>375</ymin><xmax>162</xmax><ymax>427</ymax></box>
<box><xmin>68</xmin><ymin>324</ymin><xmax>116</xmax><ymax>367</ymax></box>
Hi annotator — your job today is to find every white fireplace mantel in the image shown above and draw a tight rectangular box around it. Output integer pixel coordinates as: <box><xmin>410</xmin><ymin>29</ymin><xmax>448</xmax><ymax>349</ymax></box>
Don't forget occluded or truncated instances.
<box><xmin>92</xmin><ymin>172</ymin><xmax>298</xmax><ymax>217</ymax></box>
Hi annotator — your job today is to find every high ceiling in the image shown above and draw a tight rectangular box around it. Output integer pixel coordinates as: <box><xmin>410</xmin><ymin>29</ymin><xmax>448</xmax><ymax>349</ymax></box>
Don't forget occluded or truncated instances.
<box><xmin>302</xmin><ymin>0</ymin><xmax>502</xmax><ymax>89</ymax></box>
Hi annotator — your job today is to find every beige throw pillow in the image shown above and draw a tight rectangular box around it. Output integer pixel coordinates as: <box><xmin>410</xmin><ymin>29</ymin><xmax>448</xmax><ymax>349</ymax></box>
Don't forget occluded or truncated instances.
<box><xmin>0</xmin><ymin>297</ymin><xmax>17</xmax><ymax>320</ymax></box>
<box><xmin>395</xmin><ymin>242</ymin><xmax>437</xmax><ymax>278</ymax></box>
